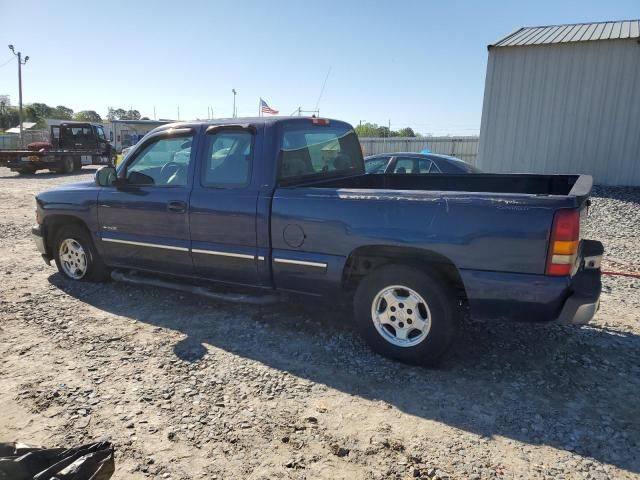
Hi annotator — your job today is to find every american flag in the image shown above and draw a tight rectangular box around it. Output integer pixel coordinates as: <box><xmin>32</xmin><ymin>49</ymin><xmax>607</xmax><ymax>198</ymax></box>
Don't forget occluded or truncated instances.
<box><xmin>260</xmin><ymin>98</ymin><xmax>279</xmax><ymax>115</ymax></box>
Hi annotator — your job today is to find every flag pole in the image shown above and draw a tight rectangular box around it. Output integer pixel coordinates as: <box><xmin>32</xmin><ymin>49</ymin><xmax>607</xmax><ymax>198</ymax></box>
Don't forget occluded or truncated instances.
<box><xmin>258</xmin><ymin>98</ymin><xmax>261</xmax><ymax>117</ymax></box>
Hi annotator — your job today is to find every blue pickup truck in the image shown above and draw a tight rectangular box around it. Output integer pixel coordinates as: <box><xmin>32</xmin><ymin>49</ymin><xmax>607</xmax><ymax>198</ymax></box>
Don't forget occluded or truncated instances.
<box><xmin>32</xmin><ymin>117</ymin><xmax>603</xmax><ymax>365</ymax></box>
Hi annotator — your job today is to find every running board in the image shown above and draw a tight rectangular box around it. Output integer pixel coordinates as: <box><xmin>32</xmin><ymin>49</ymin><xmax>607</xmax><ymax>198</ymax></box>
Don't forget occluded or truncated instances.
<box><xmin>111</xmin><ymin>270</ymin><xmax>281</xmax><ymax>305</ymax></box>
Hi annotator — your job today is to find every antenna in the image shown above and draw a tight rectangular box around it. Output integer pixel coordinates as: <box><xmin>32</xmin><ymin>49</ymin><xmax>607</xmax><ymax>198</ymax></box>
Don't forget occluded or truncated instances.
<box><xmin>314</xmin><ymin>66</ymin><xmax>331</xmax><ymax>112</ymax></box>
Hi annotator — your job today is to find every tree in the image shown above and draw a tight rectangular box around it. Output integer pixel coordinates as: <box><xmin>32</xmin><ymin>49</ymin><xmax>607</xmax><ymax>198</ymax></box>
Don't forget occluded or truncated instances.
<box><xmin>376</xmin><ymin>125</ymin><xmax>391</xmax><ymax>137</ymax></box>
<box><xmin>354</xmin><ymin>122</ymin><xmax>380</xmax><ymax>137</ymax></box>
<box><xmin>0</xmin><ymin>95</ymin><xmax>10</xmax><ymax>115</ymax></box>
<box><xmin>107</xmin><ymin>107</ymin><xmax>141</xmax><ymax>121</ymax></box>
<box><xmin>23</xmin><ymin>103</ymin><xmax>54</xmax><ymax>128</ymax></box>
<box><xmin>0</xmin><ymin>107</ymin><xmax>19</xmax><ymax>130</ymax></box>
<box><xmin>397</xmin><ymin>127</ymin><xmax>416</xmax><ymax>138</ymax></box>
<box><xmin>355</xmin><ymin>122</ymin><xmax>423</xmax><ymax>138</ymax></box>
<box><xmin>52</xmin><ymin>105</ymin><xmax>74</xmax><ymax>120</ymax></box>
<box><xmin>74</xmin><ymin>110</ymin><xmax>103</xmax><ymax>122</ymax></box>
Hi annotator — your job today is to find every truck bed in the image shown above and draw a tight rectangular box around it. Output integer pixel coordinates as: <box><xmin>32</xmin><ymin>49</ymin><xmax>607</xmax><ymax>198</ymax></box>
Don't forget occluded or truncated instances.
<box><xmin>305</xmin><ymin>173</ymin><xmax>592</xmax><ymax>206</ymax></box>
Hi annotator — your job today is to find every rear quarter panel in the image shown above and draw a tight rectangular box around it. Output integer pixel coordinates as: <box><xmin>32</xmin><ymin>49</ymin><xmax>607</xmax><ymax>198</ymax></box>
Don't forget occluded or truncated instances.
<box><xmin>271</xmin><ymin>187</ymin><xmax>577</xmax><ymax>294</ymax></box>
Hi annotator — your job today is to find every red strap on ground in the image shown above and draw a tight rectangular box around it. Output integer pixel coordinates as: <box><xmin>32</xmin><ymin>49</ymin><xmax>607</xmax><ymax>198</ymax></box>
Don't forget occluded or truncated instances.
<box><xmin>602</xmin><ymin>271</ymin><xmax>640</xmax><ymax>279</ymax></box>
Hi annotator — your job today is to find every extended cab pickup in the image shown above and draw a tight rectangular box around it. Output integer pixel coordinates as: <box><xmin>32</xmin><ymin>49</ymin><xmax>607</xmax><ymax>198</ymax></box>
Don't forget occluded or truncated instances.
<box><xmin>32</xmin><ymin>117</ymin><xmax>603</xmax><ymax>364</ymax></box>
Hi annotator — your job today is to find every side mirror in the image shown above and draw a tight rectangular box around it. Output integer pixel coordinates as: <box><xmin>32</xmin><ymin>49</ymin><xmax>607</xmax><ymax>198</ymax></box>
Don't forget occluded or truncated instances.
<box><xmin>95</xmin><ymin>166</ymin><xmax>117</xmax><ymax>186</ymax></box>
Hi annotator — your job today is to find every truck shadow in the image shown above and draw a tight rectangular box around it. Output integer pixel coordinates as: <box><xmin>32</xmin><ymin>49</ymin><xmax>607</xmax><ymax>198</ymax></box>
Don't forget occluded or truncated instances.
<box><xmin>49</xmin><ymin>274</ymin><xmax>640</xmax><ymax>474</ymax></box>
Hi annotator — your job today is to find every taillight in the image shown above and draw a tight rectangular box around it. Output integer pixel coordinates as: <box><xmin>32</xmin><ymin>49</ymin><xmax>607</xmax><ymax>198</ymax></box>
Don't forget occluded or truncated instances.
<box><xmin>546</xmin><ymin>208</ymin><xmax>580</xmax><ymax>276</ymax></box>
<box><xmin>311</xmin><ymin>118</ymin><xmax>329</xmax><ymax>125</ymax></box>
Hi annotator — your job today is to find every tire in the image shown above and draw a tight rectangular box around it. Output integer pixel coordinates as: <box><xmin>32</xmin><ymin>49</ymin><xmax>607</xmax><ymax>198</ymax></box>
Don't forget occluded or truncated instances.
<box><xmin>73</xmin><ymin>157</ymin><xmax>82</xmax><ymax>171</ymax></box>
<box><xmin>54</xmin><ymin>156</ymin><xmax>75</xmax><ymax>174</ymax></box>
<box><xmin>17</xmin><ymin>165</ymin><xmax>36</xmax><ymax>175</ymax></box>
<box><xmin>53</xmin><ymin>224</ymin><xmax>111</xmax><ymax>282</ymax></box>
<box><xmin>353</xmin><ymin>264</ymin><xmax>458</xmax><ymax>366</ymax></box>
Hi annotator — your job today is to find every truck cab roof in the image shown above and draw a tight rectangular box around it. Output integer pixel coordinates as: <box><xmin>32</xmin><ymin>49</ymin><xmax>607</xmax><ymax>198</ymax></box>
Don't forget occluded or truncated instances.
<box><xmin>56</xmin><ymin>121</ymin><xmax>105</xmax><ymax>128</ymax></box>
<box><xmin>146</xmin><ymin>116</ymin><xmax>349</xmax><ymax>137</ymax></box>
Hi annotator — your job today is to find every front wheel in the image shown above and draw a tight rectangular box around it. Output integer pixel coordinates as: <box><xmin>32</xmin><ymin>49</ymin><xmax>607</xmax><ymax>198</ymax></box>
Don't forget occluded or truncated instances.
<box><xmin>53</xmin><ymin>225</ymin><xmax>110</xmax><ymax>282</ymax></box>
<box><xmin>353</xmin><ymin>265</ymin><xmax>458</xmax><ymax>366</ymax></box>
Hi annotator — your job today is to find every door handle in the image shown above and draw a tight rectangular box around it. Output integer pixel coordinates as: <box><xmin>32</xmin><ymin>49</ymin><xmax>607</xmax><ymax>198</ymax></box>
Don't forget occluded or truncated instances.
<box><xmin>167</xmin><ymin>201</ymin><xmax>187</xmax><ymax>213</ymax></box>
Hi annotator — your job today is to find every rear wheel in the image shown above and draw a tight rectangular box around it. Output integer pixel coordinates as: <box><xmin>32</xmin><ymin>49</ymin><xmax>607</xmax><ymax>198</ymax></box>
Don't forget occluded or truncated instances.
<box><xmin>73</xmin><ymin>157</ymin><xmax>82</xmax><ymax>171</ymax></box>
<box><xmin>354</xmin><ymin>265</ymin><xmax>458</xmax><ymax>366</ymax></box>
<box><xmin>53</xmin><ymin>156</ymin><xmax>75</xmax><ymax>174</ymax></box>
<box><xmin>53</xmin><ymin>225</ymin><xmax>110</xmax><ymax>282</ymax></box>
<box><xmin>16</xmin><ymin>165</ymin><xmax>36</xmax><ymax>175</ymax></box>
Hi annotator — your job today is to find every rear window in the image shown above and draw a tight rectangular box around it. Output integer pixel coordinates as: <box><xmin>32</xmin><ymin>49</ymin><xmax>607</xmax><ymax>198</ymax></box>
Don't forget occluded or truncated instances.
<box><xmin>279</xmin><ymin>123</ymin><xmax>363</xmax><ymax>182</ymax></box>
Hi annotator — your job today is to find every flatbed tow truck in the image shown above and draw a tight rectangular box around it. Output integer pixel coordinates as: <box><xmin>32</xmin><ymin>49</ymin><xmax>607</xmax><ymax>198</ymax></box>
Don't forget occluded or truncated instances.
<box><xmin>0</xmin><ymin>121</ymin><xmax>115</xmax><ymax>174</ymax></box>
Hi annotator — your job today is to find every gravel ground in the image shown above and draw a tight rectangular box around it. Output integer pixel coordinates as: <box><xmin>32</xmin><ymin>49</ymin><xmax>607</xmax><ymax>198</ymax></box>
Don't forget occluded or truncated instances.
<box><xmin>0</xmin><ymin>167</ymin><xmax>638</xmax><ymax>480</ymax></box>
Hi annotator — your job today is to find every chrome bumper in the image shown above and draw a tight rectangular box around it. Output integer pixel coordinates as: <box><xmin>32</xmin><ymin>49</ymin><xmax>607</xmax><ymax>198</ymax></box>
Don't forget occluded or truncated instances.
<box><xmin>557</xmin><ymin>241</ymin><xmax>603</xmax><ymax>325</ymax></box>
<box><xmin>557</xmin><ymin>295</ymin><xmax>600</xmax><ymax>325</ymax></box>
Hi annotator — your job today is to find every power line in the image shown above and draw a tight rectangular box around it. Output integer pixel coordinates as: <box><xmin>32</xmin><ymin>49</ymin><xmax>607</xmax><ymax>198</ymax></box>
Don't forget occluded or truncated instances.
<box><xmin>0</xmin><ymin>56</ymin><xmax>15</xmax><ymax>68</ymax></box>
<box><xmin>314</xmin><ymin>66</ymin><xmax>331</xmax><ymax>112</ymax></box>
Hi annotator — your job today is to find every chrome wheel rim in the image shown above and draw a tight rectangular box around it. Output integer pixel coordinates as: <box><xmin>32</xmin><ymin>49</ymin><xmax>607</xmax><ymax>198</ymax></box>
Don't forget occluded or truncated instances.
<box><xmin>59</xmin><ymin>238</ymin><xmax>87</xmax><ymax>279</ymax></box>
<box><xmin>371</xmin><ymin>285</ymin><xmax>431</xmax><ymax>347</ymax></box>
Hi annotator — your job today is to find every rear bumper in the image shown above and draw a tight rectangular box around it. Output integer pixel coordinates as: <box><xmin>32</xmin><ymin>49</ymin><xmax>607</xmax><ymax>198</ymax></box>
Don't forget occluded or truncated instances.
<box><xmin>554</xmin><ymin>270</ymin><xmax>601</xmax><ymax>325</ymax></box>
<box><xmin>461</xmin><ymin>240</ymin><xmax>603</xmax><ymax>324</ymax></box>
<box><xmin>32</xmin><ymin>225</ymin><xmax>52</xmax><ymax>265</ymax></box>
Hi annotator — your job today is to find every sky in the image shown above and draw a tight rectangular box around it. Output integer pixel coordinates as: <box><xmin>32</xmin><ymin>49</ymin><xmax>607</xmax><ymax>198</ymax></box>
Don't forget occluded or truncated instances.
<box><xmin>1</xmin><ymin>0</ymin><xmax>638</xmax><ymax>135</ymax></box>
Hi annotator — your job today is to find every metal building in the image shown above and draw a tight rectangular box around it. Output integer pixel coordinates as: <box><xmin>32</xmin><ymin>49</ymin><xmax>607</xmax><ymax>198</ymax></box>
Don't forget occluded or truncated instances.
<box><xmin>477</xmin><ymin>20</ymin><xmax>640</xmax><ymax>186</ymax></box>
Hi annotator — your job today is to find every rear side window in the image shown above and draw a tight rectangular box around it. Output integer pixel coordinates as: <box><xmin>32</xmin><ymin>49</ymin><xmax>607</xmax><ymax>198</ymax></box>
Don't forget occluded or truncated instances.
<box><xmin>393</xmin><ymin>157</ymin><xmax>435</xmax><ymax>174</ymax></box>
<box><xmin>279</xmin><ymin>124</ymin><xmax>362</xmax><ymax>181</ymax></box>
<box><xmin>365</xmin><ymin>157</ymin><xmax>390</xmax><ymax>173</ymax></box>
<box><xmin>202</xmin><ymin>130</ymin><xmax>253</xmax><ymax>188</ymax></box>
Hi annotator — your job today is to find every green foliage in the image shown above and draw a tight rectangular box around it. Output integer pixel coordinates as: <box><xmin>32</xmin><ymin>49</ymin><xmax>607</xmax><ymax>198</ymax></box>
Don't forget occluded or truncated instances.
<box><xmin>355</xmin><ymin>122</ymin><xmax>419</xmax><ymax>138</ymax></box>
<box><xmin>397</xmin><ymin>127</ymin><xmax>415</xmax><ymax>137</ymax></box>
<box><xmin>354</xmin><ymin>122</ymin><xmax>379</xmax><ymax>137</ymax></box>
<box><xmin>74</xmin><ymin>110</ymin><xmax>103</xmax><ymax>123</ymax></box>
<box><xmin>52</xmin><ymin>105</ymin><xmax>74</xmax><ymax>120</ymax></box>
<box><xmin>0</xmin><ymin>101</ymin><xmax>145</xmax><ymax>132</ymax></box>
<box><xmin>21</xmin><ymin>103</ymin><xmax>73</xmax><ymax>128</ymax></box>
<box><xmin>107</xmin><ymin>107</ymin><xmax>141</xmax><ymax>121</ymax></box>
<box><xmin>0</xmin><ymin>107</ymin><xmax>19</xmax><ymax>130</ymax></box>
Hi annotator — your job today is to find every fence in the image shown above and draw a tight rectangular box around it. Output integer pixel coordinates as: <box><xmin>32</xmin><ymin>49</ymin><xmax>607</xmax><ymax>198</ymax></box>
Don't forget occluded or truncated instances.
<box><xmin>0</xmin><ymin>131</ymin><xmax>49</xmax><ymax>150</ymax></box>
<box><xmin>359</xmin><ymin>136</ymin><xmax>479</xmax><ymax>165</ymax></box>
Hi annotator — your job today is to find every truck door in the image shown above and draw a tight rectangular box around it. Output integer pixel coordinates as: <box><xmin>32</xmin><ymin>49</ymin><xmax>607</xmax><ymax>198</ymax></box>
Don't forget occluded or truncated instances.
<box><xmin>97</xmin><ymin>128</ymin><xmax>196</xmax><ymax>275</ymax></box>
<box><xmin>188</xmin><ymin>125</ymin><xmax>262</xmax><ymax>286</ymax></box>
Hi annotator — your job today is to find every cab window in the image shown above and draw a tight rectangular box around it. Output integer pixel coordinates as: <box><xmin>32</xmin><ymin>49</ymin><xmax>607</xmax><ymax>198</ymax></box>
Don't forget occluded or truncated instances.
<box><xmin>279</xmin><ymin>124</ymin><xmax>362</xmax><ymax>181</ymax></box>
<box><xmin>95</xmin><ymin>126</ymin><xmax>106</xmax><ymax>140</ymax></box>
<box><xmin>125</xmin><ymin>135</ymin><xmax>193</xmax><ymax>186</ymax></box>
<box><xmin>202</xmin><ymin>131</ymin><xmax>253</xmax><ymax>188</ymax></box>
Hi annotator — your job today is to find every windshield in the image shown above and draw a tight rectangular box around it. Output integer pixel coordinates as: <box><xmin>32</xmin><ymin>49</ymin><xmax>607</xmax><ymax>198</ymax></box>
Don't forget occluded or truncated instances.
<box><xmin>279</xmin><ymin>123</ymin><xmax>363</xmax><ymax>183</ymax></box>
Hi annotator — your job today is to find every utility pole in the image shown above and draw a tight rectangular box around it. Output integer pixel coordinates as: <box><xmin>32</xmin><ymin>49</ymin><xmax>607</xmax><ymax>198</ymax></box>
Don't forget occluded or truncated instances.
<box><xmin>8</xmin><ymin>45</ymin><xmax>29</xmax><ymax>148</ymax></box>
<box><xmin>232</xmin><ymin>89</ymin><xmax>237</xmax><ymax>118</ymax></box>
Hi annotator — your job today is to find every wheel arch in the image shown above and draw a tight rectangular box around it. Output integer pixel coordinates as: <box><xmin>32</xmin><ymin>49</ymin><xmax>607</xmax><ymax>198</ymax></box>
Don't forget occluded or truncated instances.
<box><xmin>342</xmin><ymin>245</ymin><xmax>467</xmax><ymax>301</ymax></box>
<box><xmin>43</xmin><ymin>214</ymin><xmax>91</xmax><ymax>256</ymax></box>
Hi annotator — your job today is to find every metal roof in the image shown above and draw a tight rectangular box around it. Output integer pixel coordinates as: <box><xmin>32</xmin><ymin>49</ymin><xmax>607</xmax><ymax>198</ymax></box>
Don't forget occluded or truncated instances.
<box><xmin>6</xmin><ymin>122</ymin><xmax>36</xmax><ymax>133</ymax></box>
<box><xmin>490</xmin><ymin>20</ymin><xmax>640</xmax><ymax>47</ymax></box>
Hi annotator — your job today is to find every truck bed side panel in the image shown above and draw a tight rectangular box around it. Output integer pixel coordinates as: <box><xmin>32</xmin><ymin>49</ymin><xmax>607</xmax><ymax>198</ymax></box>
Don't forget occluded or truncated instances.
<box><xmin>270</xmin><ymin>187</ymin><xmax>574</xmax><ymax>294</ymax></box>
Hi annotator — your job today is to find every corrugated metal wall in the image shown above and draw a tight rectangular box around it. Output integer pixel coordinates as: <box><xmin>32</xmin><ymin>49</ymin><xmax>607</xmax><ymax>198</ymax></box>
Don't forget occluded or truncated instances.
<box><xmin>478</xmin><ymin>38</ymin><xmax>640</xmax><ymax>186</ymax></box>
<box><xmin>359</xmin><ymin>137</ymin><xmax>479</xmax><ymax>164</ymax></box>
